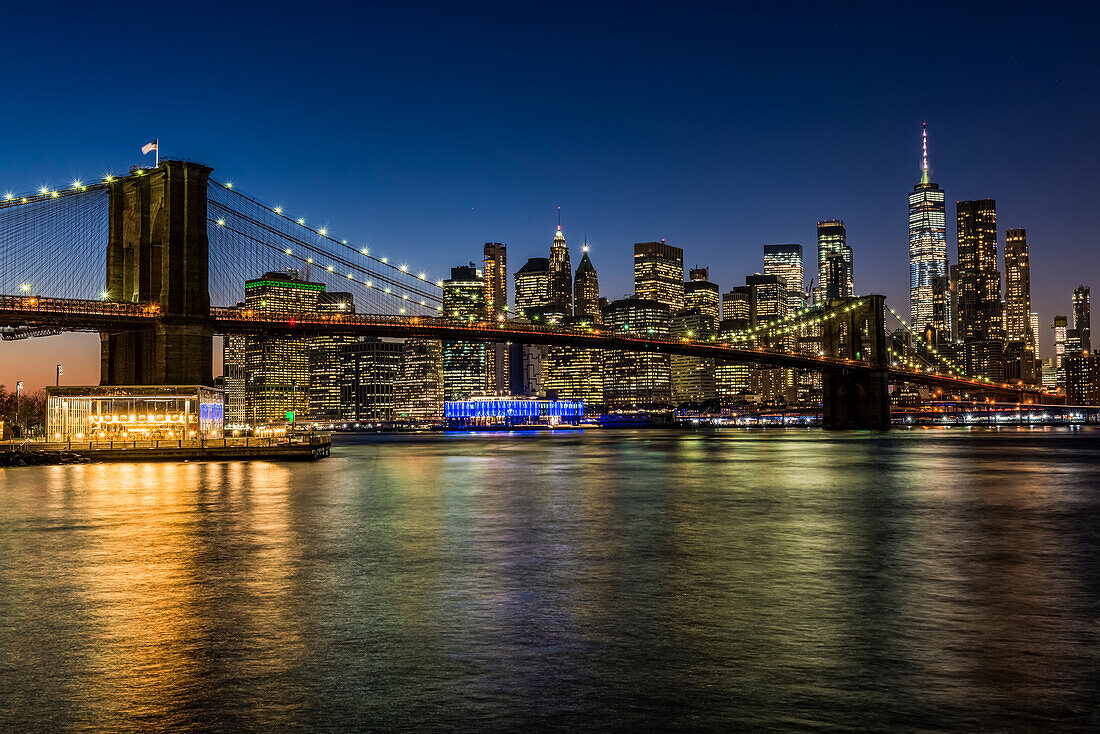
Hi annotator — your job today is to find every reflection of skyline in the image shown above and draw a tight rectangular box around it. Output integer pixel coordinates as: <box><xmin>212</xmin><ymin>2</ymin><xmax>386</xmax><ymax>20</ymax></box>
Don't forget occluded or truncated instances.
<box><xmin>2</xmin><ymin>431</ymin><xmax>1099</xmax><ymax>729</ymax></box>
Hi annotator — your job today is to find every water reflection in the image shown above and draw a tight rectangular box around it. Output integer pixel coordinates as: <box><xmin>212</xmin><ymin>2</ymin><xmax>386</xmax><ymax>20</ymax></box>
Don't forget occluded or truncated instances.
<box><xmin>1</xmin><ymin>429</ymin><xmax>1099</xmax><ymax>731</ymax></box>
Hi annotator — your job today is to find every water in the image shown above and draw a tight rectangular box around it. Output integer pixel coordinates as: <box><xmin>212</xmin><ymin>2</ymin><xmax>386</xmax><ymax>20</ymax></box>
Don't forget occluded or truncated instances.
<box><xmin>2</xmin><ymin>428</ymin><xmax>1100</xmax><ymax>732</ymax></box>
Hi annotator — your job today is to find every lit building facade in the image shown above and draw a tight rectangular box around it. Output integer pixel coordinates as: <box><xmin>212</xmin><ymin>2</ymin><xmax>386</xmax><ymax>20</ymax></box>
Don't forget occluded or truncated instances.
<box><xmin>1004</xmin><ymin>229</ymin><xmax>1032</xmax><ymax>346</ymax></box>
<box><xmin>338</xmin><ymin>338</ymin><xmax>403</xmax><ymax>422</ymax></box>
<box><xmin>308</xmin><ymin>291</ymin><xmax>357</xmax><ymax>420</ymax></box>
<box><xmin>47</xmin><ymin>385</ymin><xmax>224</xmax><ymax>440</ymax></box>
<box><xmin>225</xmin><ymin>270</ymin><xmax>325</xmax><ymax>425</ymax></box>
<box><xmin>908</xmin><ymin>124</ymin><xmax>948</xmax><ymax>335</ymax></box>
<box><xmin>514</xmin><ymin>257</ymin><xmax>550</xmax><ymax>317</ymax></box>
<box><xmin>634</xmin><ymin>241</ymin><xmax>684</xmax><ymax>312</ymax></box>
<box><xmin>763</xmin><ymin>244</ymin><xmax>804</xmax><ymax>315</ymax></box>
<box><xmin>1066</xmin><ymin>353</ymin><xmax>1100</xmax><ymax>405</ymax></box>
<box><xmin>816</xmin><ymin>220</ymin><xmax>853</xmax><ymax>302</ymax></box>
<box><xmin>442</xmin><ymin>264</ymin><xmax>487</xmax><ymax>400</ymax></box>
<box><xmin>548</xmin><ymin>225</ymin><xmax>572</xmax><ymax>313</ymax></box>
<box><xmin>1073</xmin><ymin>285</ymin><xmax>1091</xmax><ymax>353</ymax></box>
<box><xmin>602</xmin><ymin>297</ymin><xmax>672</xmax><ymax>408</ymax></box>
<box><xmin>956</xmin><ymin>199</ymin><xmax>1004</xmax><ymax>381</ymax></box>
<box><xmin>396</xmin><ymin>338</ymin><xmax>444</xmax><ymax>423</ymax></box>
<box><xmin>684</xmin><ymin>268</ymin><xmax>720</xmax><ymax>328</ymax></box>
<box><xmin>483</xmin><ymin>242</ymin><xmax>509</xmax><ymax>393</ymax></box>
<box><xmin>573</xmin><ymin>247</ymin><xmax>601</xmax><ymax>322</ymax></box>
<box><xmin>670</xmin><ymin>308</ymin><xmax>717</xmax><ymax>405</ymax></box>
<box><xmin>444</xmin><ymin>397</ymin><xmax>584</xmax><ymax>427</ymax></box>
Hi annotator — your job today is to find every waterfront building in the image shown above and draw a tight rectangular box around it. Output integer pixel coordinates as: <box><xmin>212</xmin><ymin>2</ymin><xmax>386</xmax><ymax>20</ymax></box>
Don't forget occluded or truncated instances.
<box><xmin>815</xmin><ymin>220</ymin><xmax>853</xmax><ymax>302</ymax></box>
<box><xmin>956</xmin><ymin>199</ymin><xmax>1004</xmax><ymax>381</ymax></box>
<box><xmin>338</xmin><ymin>338</ymin><xmax>403</xmax><ymax>422</ymax></box>
<box><xmin>548</xmin><ymin>224</ymin><xmax>572</xmax><ymax>313</ymax></box>
<box><xmin>1066</xmin><ymin>353</ymin><xmax>1100</xmax><ymax>405</ymax></box>
<box><xmin>684</xmin><ymin>268</ymin><xmax>720</xmax><ymax>327</ymax></box>
<box><xmin>763</xmin><ymin>244</ymin><xmax>804</xmax><ymax>315</ymax></box>
<box><xmin>514</xmin><ymin>257</ymin><xmax>550</xmax><ymax>317</ymax></box>
<box><xmin>395</xmin><ymin>338</ymin><xmax>444</xmax><ymax>423</ymax></box>
<box><xmin>670</xmin><ymin>308</ymin><xmax>717</xmax><ymax>405</ymax></box>
<box><xmin>483</xmin><ymin>242</ymin><xmax>509</xmax><ymax>393</ymax></box>
<box><xmin>444</xmin><ymin>397</ymin><xmax>584</xmax><ymax>427</ymax></box>
<box><xmin>308</xmin><ymin>291</ymin><xmax>357</xmax><ymax>420</ymax></box>
<box><xmin>1073</xmin><ymin>285</ymin><xmax>1091</xmax><ymax>353</ymax></box>
<box><xmin>442</xmin><ymin>264</ymin><xmax>487</xmax><ymax>400</ymax></box>
<box><xmin>1003</xmin><ymin>228</ymin><xmax>1036</xmax><ymax>383</ymax></box>
<box><xmin>223</xmin><ymin>332</ymin><xmax>246</xmax><ymax>426</ymax></box>
<box><xmin>47</xmin><ymin>385</ymin><xmax>224</xmax><ymax>441</ymax></box>
<box><xmin>908</xmin><ymin>124</ymin><xmax>948</xmax><ymax>334</ymax></box>
<box><xmin>573</xmin><ymin>245</ymin><xmax>601</xmax><ymax>322</ymax></box>
<box><xmin>634</xmin><ymin>241</ymin><xmax>685</xmax><ymax>312</ymax></box>
<box><xmin>602</xmin><ymin>297</ymin><xmax>672</xmax><ymax>408</ymax></box>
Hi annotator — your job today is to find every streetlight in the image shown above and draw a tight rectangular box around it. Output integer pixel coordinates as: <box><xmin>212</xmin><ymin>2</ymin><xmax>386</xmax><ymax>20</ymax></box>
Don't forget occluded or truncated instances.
<box><xmin>15</xmin><ymin>380</ymin><xmax>22</xmax><ymax>436</ymax></box>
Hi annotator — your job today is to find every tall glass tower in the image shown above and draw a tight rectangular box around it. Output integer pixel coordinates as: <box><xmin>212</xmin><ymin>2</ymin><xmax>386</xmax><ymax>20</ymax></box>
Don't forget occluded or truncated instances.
<box><xmin>908</xmin><ymin>123</ymin><xmax>947</xmax><ymax>334</ymax></box>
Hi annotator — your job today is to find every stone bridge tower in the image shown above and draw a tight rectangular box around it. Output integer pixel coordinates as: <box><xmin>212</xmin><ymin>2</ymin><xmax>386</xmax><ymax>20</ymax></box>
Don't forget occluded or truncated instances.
<box><xmin>820</xmin><ymin>294</ymin><xmax>890</xmax><ymax>429</ymax></box>
<box><xmin>100</xmin><ymin>161</ymin><xmax>214</xmax><ymax>386</ymax></box>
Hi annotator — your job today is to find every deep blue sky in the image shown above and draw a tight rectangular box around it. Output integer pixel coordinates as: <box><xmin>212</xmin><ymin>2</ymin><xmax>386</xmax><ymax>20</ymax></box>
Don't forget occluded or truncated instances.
<box><xmin>2</xmin><ymin>1</ymin><xmax>1098</xmax><ymax>388</ymax></box>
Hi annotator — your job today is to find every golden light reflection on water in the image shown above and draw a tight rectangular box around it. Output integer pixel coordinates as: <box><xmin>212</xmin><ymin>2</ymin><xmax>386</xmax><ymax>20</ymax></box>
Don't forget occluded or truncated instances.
<box><xmin>1</xmin><ymin>429</ymin><xmax>1099</xmax><ymax>731</ymax></box>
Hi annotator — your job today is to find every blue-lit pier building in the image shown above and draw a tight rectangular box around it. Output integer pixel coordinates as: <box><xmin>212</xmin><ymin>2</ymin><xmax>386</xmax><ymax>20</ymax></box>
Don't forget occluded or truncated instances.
<box><xmin>444</xmin><ymin>397</ymin><xmax>584</xmax><ymax>428</ymax></box>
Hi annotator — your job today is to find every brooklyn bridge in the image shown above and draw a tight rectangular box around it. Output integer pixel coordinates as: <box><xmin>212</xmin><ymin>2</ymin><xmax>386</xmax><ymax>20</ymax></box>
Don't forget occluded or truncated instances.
<box><xmin>0</xmin><ymin>161</ymin><xmax>1062</xmax><ymax>429</ymax></box>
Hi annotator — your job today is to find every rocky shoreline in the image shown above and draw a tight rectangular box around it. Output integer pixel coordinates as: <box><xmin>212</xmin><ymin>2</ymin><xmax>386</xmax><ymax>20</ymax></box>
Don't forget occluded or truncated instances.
<box><xmin>0</xmin><ymin>450</ymin><xmax>90</xmax><ymax>467</ymax></box>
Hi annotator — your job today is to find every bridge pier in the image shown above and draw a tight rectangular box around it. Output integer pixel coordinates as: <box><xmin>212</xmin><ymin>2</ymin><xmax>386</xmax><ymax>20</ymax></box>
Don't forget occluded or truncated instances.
<box><xmin>100</xmin><ymin>161</ymin><xmax>214</xmax><ymax>386</ymax></box>
<box><xmin>821</xmin><ymin>295</ymin><xmax>891</xmax><ymax>430</ymax></box>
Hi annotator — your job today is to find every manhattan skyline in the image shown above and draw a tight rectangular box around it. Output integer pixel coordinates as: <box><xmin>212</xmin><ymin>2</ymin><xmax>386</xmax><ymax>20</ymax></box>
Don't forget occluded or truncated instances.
<box><xmin>1</xmin><ymin>2</ymin><xmax>1098</xmax><ymax>389</ymax></box>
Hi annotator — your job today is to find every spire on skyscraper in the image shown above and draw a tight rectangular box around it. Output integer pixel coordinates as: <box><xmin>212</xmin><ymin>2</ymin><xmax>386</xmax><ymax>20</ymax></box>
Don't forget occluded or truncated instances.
<box><xmin>921</xmin><ymin>122</ymin><xmax>930</xmax><ymax>185</ymax></box>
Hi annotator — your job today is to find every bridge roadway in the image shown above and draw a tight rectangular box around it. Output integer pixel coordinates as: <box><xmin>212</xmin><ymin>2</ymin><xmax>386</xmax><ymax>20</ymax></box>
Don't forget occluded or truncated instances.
<box><xmin>0</xmin><ymin>295</ymin><xmax>1062</xmax><ymax>404</ymax></box>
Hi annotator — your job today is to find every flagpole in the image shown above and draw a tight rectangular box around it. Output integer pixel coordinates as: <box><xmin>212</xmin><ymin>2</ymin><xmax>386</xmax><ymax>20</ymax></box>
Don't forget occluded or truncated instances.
<box><xmin>156</xmin><ymin>139</ymin><xmax>159</xmax><ymax>167</ymax></box>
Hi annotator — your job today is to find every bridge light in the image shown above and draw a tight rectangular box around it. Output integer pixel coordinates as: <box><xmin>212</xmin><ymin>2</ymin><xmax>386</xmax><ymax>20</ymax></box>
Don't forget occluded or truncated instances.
<box><xmin>402</xmin><ymin>294</ymin><xmax>408</xmax><ymax>300</ymax></box>
<box><xmin>365</xmin><ymin>281</ymin><xmax>372</xmax><ymax>287</ymax></box>
<box><xmin>3</xmin><ymin>193</ymin><xmax>10</xmax><ymax>200</ymax></box>
<box><xmin>384</xmin><ymin>288</ymin><xmax>391</xmax><ymax>294</ymax></box>
<box><xmin>435</xmin><ymin>280</ymin><xmax>444</xmax><ymax>287</ymax></box>
<box><xmin>297</xmin><ymin>218</ymin><xmax>305</xmax><ymax>225</ymax></box>
<box><xmin>326</xmin><ymin>265</ymin><xmax>334</xmax><ymax>272</ymax></box>
<box><xmin>50</xmin><ymin>192</ymin><xmax>58</xmax><ymax>198</ymax></box>
<box><xmin>361</xmin><ymin>247</ymin><xmax>369</xmax><ymax>255</ymax></box>
<box><xmin>20</xmin><ymin>283</ymin><xmax>30</xmax><ymax>292</ymax></box>
<box><xmin>418</xmin><ymin>272</ymin><xmax>426</xmax><ymax>280</ymax></box>
<box><xmin>399</xmin><ymin>264</ymin><xmax>408</xmax><ymax>272</ymax></box>
<box><xmin>274</xmin><ymin>206</ymin><xmax>282</xmax><ymax>214</ymax></box>
<box><xmin>216</xmin><ymin>219</ymin><xmax>225</xmax><ymax>226</ymax></box>
<box><xmin>319</xmin><ymin>228</ymin><xmax>327</xmax><ymax>236</ymax></box>
<box><xmin>72</xmin><ymin>180</ymin><xmax>82</xmax><ymax>188</ymax></box>
<box><xmin>225</xmin><ymin>182</ymin><xmax>233</xmax><ymax>189</ymax></box>
<box><xmin>347</xmin><ymin>273</ymin><xmax>354</xmax><ymax>279</ymax></box>
<box><xmin>100</xmin><ymin>290</ymin><xmax>109</xmax><ymax>300</ymax></box>
<box><xmin>285</xmin><ymin>248</ymin><xmax>293</xmax><ymax>255</ymax></box>
<box><xmin>400</xmin><ymin>308</ymin><xmax>406</xmax><ymax>314</ymax></box>
<box><xmin>39</xmin><ymin>186</ymin><xmax>48</xmax><ymax>194</ymax></box>
<box><xmin>381</xmin><ymin>257</ymin><xmax>388</xmax><ymax>263</ymax></box>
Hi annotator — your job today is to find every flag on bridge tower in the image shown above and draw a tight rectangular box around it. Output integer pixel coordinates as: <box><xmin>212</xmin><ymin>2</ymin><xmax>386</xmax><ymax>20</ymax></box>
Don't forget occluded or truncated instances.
<box><xmin>141</xmin><ymin>139</ymin><xmax>159</xmax><ymax>166</ymax></box>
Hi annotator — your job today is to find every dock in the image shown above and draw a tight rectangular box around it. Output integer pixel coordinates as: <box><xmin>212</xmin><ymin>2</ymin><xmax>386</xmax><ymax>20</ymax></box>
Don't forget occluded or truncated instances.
<box><xmin>1</xmin><ymin>433</ymin><xmax>331</xmax><ymax>464</ymax></box>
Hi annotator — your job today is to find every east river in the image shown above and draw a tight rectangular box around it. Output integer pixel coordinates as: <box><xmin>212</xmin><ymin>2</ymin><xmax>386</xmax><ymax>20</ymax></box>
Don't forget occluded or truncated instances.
<box><xmin>2</xmin><ymin>428</ymin><xmax>1099</xmax><ymax>731</ymax></box>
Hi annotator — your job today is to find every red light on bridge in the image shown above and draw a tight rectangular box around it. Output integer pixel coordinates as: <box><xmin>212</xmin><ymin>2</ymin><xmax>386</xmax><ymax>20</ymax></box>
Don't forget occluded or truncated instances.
<box><xmin>288</xmin><ymin>317</ymin><xmax>297</xmax><ymax>326</ymax></box>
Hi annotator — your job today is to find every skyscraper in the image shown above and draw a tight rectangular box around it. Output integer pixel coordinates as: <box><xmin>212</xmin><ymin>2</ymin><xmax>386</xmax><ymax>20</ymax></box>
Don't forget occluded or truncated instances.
<box><xmin>815</xmin><ymin>221</ymin><xmax>852</xmax><ymax>301</ymax></box>
<box><xmin>956</xmin><ymin>199</ymin><xmax>1004</xmax><ymax>380</ymax></box>
<box><xmin>548</xmin><ymin>221</ymin><xmax>572</xmax><ymax>313</ymax></box>
<box><xmin>308</xmin><ymin>290</ymin><xmax>357</xmax><ymax>420</ymax></box>
<box><xmin>573</xmin><ymin>244</ymin><xmax>601</xmax><ymax>322</ymax></box>
<box><xmin>1073</xmin><ymin>285</ymin><xmax>1091</xmax><ymax>353</ymax></box>
<box><xmin>670</xmin><ymin>308</ymin><xmax>717</xmax><ymax>405</ymax></box>
<box><xmin>225</xmin><ymin>270</ymin><xmax>326</xmax><ymax>425</ymax></box>
<box><xmin>763</xmin><ymin>244</ymin><xmax>804</xmax><ymax>316</ymax></box>
<box><xmin>339</xmin><ymin>338</ymin><xmax>403</xmax><ymax>422</ymax></box>
<box><xmin>684</xmin><ymin>267</ymin><xmax>720</xmax><ymax>328</ymax></box>
<box><xmin>908</xmin><ymin>124</ymin><xmax>947</xmax><ymax>335</ymax></box>
<box><xmin>483</xmin><ymin>242</ymin><xmax>507</xmax><ymax>317</ymax></box>
<box><xmin>602</xmin><ymin>298</ymin><xmax>672</xmax><ymax>408</ymax></box>
<box><xmin>483</xmin><ymin>242</ymin><xmax>508</xmax><ymax>393</ymax></box>
<box><xmin>514</xmin><ymin>258</ymin><xmax>550</xmax><ymax>318</ymax></box>
<box><xmin>634</xmin><ymin>241</ymin><xmax>684</xmax><ymax>311</ymax></box>
<box><xmin>396</xmin><ymin>338</ymin><xmax>444</xmax><ymax>423</ymax></box>
<box><xmin>1004</xmin><ymin>229</ymin><xmax>1032</xmax><ymax>346</ymax></box>
<box><xmin>441</xmin><ymin>264</ymin><xmax>487</xmax><ymax>400</ymax></box>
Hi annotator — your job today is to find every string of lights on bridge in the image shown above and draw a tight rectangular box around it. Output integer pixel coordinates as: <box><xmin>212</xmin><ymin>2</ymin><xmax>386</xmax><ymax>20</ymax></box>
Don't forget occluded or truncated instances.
<box><xmin>210</xmin><ymin>179</ymin><xmax>444</xmax><ymax>293</ymax></box>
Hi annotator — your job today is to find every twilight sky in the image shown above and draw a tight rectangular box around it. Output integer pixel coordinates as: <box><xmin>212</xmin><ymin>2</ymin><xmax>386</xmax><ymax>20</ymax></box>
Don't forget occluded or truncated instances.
<box><xmin>1</xmin><ymin>1</ymin><xmax>1098</xmax><ymax>390</ymax></box>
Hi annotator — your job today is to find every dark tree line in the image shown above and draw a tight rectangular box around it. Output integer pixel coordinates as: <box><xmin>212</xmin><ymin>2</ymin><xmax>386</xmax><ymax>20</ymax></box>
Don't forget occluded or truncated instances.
<box><xmin>0</xmin><ymin>385</ymin><xmax>47</xmax><ymax>437</ymax></box>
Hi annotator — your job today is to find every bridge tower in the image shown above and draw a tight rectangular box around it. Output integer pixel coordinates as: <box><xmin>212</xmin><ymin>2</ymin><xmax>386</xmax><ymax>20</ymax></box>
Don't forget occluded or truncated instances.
<box><xmin>100</xmin><ymin>161</ymin><xmax>214</xmax><ymax>386</ymax></box>
<box><xmin>820</xmin><ymin>294</ymin><xmax>890</xmax><ymax>429</ymax></box>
